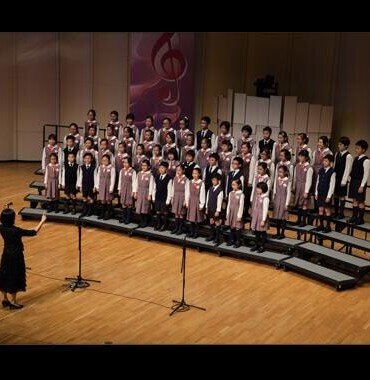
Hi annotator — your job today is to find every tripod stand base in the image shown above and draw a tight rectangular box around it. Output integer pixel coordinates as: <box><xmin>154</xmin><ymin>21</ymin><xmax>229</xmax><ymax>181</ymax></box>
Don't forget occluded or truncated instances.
<box><xmin>170</xmin><ymin>299</ymin><xmax>206</xmax><ymax>316</ymax></box>
<box><xmin>64</xmin><ymin>276</ymin><xmax>100</xmax><ymax>292</ymax></box>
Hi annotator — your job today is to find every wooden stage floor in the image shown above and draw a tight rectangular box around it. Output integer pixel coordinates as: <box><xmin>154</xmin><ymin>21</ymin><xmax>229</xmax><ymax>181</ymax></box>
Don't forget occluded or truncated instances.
<box><xmin>0</xmin><ymin>162</ymin><xmax>369</xmax><ymax>344</ymax></box>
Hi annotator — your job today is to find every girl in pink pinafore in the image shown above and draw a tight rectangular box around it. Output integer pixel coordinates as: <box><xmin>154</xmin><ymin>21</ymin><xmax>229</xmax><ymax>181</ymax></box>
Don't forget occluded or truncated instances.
<box><xmin>170</xmin><ymin>164</ymin><xmax>189</xmax><ymax>235</ymax></box>
<box><xmin>272</xmin><ymin>165</ymin><xmax>291</xmax><ymax>239</ymax></box>
<box><xmin>250</xmin><ymin>182</ymin><xmax>270</xmax><ymax>253</ymax></box>
<box><xmin>44</xmin><ymin>153</ymin><xmax>61</xmax><ymax>213</ymax></box>
<box><xmin>185</xmin><ymin>167</ymin><xmax>205</xmax><ymax>238</ymax></box>
<box><xmin>118</xmin><ymin>156</ymin><xmax>137</xmax><ymax>224</ymax></box>
<box><xmin>133</xmin><ymin>159</ymin><xmax>154</xmax><ymax>227</ymax></box>
<box><xmin>225</xmin><ymin>178</ymin><xmax>245</xmax><ymax>248</ymax></box>
<box><xmin>95</xmin><ymin>154</ymin><xmax>116</xmax><ymax>220</ymax></box>
<box><xmin>196</xmin><ymin>137</ymin><xmax>212</xmax><ymax>173</ymax></box>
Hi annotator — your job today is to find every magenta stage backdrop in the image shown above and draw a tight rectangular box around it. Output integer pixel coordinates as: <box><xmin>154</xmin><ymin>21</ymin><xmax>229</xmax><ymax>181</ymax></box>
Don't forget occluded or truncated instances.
<box><xmin>130</xmin><ymin>32</ymin><xmax>195</xmax><ymax>130</ymax></box>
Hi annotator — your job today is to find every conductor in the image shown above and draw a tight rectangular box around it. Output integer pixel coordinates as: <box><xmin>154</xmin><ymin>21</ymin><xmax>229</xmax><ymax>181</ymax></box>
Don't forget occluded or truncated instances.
<box><xmin>0</xmin><ymin>204</ymin><xmax>47</xmax><ymax>309</ymax></box>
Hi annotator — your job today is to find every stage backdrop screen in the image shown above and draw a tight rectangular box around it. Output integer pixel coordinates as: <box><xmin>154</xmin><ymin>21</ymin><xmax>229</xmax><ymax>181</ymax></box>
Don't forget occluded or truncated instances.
<box><xmin>130</xmin><ymin>32</ymin><xmax>195</xmax><ymax>130</ymax></box>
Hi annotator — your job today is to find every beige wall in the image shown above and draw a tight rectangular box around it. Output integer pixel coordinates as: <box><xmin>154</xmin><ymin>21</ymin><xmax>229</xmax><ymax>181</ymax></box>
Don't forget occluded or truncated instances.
<box><xmin>0</xmin><ymin>32</ymin><xmax>130</xmax><ymax>161</ymax></box>
<box><xmin>0</xmin><ymin>32</ymin><xmax>369</xmax><ymax>160</ymax></box>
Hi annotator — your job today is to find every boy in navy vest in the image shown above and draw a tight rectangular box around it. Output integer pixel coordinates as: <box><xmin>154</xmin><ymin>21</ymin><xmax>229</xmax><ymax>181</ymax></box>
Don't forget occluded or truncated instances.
<box><xmin>333</xmin><ymin>137</ymin><xmax>353</xmax><ymax>219</ymax></box>
<box><xmin>256</xmin><ymin>126</ymin><xmax>276</xmax><ymax>159</ymax></box>
<box><xmin>152</xmin><ymin>161</ymin><xmax>173</xmax><ymax>231</ymax></box>
<box><xmin>348</xmin><ymin>140</ymin><xmax>369</xmax><ymax>225</ymax></box>
<box><xmin>203</xmin><ymin>153</ymin><xmax>222</xmax><ymax>193</ymax></box>
<box><xmin>196</xmin><ymin>116</ymin><xmax>215</xmax><ymax>150</ymax></box>
<box><xmin>315</xmin><ymin>154</ymin><xmax>336</xmax><ymax>233</ymax></box>
<box><xmin>225</xmin><ymin>157</ymin><xmax>244</xmax><ymax>197</ymax></box>
<box><xmin>183</xmin><ymin>150</ymin><xmax>197</xmax><ymax>180</ymax></box>
<box><xmin>205</xmin><ymin>173</ymin><xmax>223</xmax><ymax>244</ymax></box>
<box><xmin>77</xmin><ymin>152</ymin><xmax>97</xmax><ymax>217</ymax></box>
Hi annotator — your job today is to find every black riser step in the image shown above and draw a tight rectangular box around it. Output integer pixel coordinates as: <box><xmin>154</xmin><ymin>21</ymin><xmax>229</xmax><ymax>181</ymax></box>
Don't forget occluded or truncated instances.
<box><xmin>283</xmin><ymin>257</ymin><xmax>357</xmax><ymax>291</ymax></box>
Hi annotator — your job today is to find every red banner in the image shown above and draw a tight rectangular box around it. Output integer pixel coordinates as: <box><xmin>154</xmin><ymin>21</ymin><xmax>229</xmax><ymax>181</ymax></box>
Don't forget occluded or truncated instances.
<box><xmin>130</xmin><ymin>32</ymin><xmax>195</xmax><ymax>130</ymax></box>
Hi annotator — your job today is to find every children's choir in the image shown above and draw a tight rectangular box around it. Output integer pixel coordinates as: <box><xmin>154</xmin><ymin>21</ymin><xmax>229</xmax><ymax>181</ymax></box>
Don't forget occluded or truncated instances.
<box><xmin>43</xmin><ymin>111</ymin><xmax>369</xmax><ymax>253</ymax></box>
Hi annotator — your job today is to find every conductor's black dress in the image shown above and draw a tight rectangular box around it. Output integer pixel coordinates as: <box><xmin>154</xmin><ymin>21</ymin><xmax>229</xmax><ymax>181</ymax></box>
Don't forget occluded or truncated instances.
<box><xmin>0</xmin><ymin>225</ymin><xmax>36</xmax><ymax>293</ymax></box>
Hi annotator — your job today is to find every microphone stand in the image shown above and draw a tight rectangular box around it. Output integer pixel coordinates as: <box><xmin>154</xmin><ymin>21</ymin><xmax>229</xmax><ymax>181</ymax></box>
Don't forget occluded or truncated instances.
<box><xmin>170</xmin><ymin>236</ymin><xmax>206</xmax><ymax>316</ymax></box>
<box><xmin>65</xmin><ymin>216</ymin><xmax>101</xmax><ymax>291</ymax></box>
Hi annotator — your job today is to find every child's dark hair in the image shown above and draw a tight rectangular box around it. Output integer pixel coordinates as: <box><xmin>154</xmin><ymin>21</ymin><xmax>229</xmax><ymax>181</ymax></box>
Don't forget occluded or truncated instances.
<box><xmin>201</xmin><ymin>116</ymin><xmax>211</xmax><ymax>125</ymax></box>
<box><xmin>123</xmin><ymin>126</ymin><xmax>134</xmax><ymax>138</ymax></box>
<box><xmin>101</xmin><ymin>154</ymin><xmax>111</xmax><ymax>163</ymax></box>
<box><xmin>319</xmin><ymin>135</ymin><xmax>329</xmax><ymax>147</ymax></box>
<box><xmin>258</xmin><ymin>161</ymin><xmax>270</xmax><ymax>176</ymax></box>
<box><xmin>280</xmin><ymin>148</ymin><xmax>291</xmax><ymax>161</ymax></box>
<box><xmin>48</xmin><ymin>133</ymin><xmax>57</xmax><ymax>141</ymax></box>
<box><xmin>278</xmin><ymin>165</ymin><xmax>289</xmax><ymax>177</ymax></box>
<box><xmin>106</xmin><ymin>124</ymin><xmax>114</xmax><ymax>133</ymax></box>
<box><xmin>141</xmin><ymin>159</ymin><xmax>150</xmax><ymax>167</ymax></box>
<box><xmin>126</xmin><ymin>113</ymin><xmax>135</xmax><ymax>120</ymax></box>
<box><xmin>145</xmin><ymin>115</ymin><xmax>154</xmax><ymax>123</ymax></box>
<box><xmin>232</xmin><ymin>178</ymin><xmax>242</xmax><ymax>189</ymax></box>
<box><xmin>298</xmin><ymin>132</ymin><xmax>309</xmax><ymax>145</ymax></box>
<box><xmin>49</xmin><ymin>153</ymin><xmax>58</xmax><ymax>160</ymax></box>
<box><xmin>159</xmin><ymin>161</ymin><xmax>169</xmax><ymax>169</ymax></box>
<box><xmin>192</xmin><ymin>167</ymin><xmax>202</xmax><ymax>177</ymax></box>
<box><xmin>339</xmin><ymin>136</ymin><xmax>350</xmax><ymax>147</ymax></box>
<box><xmin>201</xmin><ymin>137</ymin><xmax>211</xmax><ymax>147</ymax></box>
<box><xmin>220</xmin><ymin>121</ymin><xmax>230</xmax><ymax>132</ymax></box>
<box><xmin>136</xmin><ymin>143</ymin><xmax>145</xmax><ymax>152</ymax></box>
<box><xmin>298</xmin><ymin>149</ymin><xmax>310</xmax><ymax>161</ymax></box>
<box><xmin>222</xmin><ymin>141</ymin><xmax>233</xmax><ymax>152</ymax></box>
<box><xmin>211</xmin><ymin>173</ymin><xmax>222</xmax><ymax>181</ymax></box>
<box><xmin>110</xmin><ymin>110</ymin><xmax>118</xmax><ymax>118</ymax></box>
<box><xmin>66</xmin><ymin>135</ymin><xmax>75</xmax><ymax>142</ymax></box>
<box><xmin>144</xmin><ymin>129</ymin><xmax>154</xmax><ymax>140</ymax></box>
<box><xmin>323</xmin><ymin>154</ymin><xmax>334</xmax><ymax>163</ymax></box>
<box><xmin>263</xmin><ymin>126</ymin><xmax>272</xmax><ymax>135</ymax></box>
<box><xmin>167</xmin><ymin>147</ymin><xmax>179</xmax><ymax>161</ymax></box>
<box><xmin>85</xmin><ymin>137</ymin><xmax>94</xmax><ymax>145</ymax></box>
<box><xmin>278</xmin><ymin>131</ymin><xmax>288</xmax><ymax>142</ymax></box>
<box><xmin>83</xmin><ymin>152</ymin><xmax>93</xmax><ymax>159</ymax></box>
<box><xmin>355</xmin><ymin>139</ymin><xmax>368</xmax><ymax>151</ymax></box>
<box><xmin>185</xmin><ymin>149</ymin><xmax>196</xmax><ymax>159</ymax></box>
<box><xmin>87</xmin><ymin>109</ymin><xmax>96</xmax><ymax>119</ymax></box>
<box><xmin>88</xmin><ymin>125</ymin><xmax>97</xmax><ymax>133</ymax></box>
<box><xmin>123</xmin><ymin>156</ymin><xmax>132</xmax><ymax>166</ymax></box>
<box><xmin>209</xmin><ymin>152</ymin><xmax>220</xmax><ymax>161</ymax></box>
<box><xmin>241</xmin><ymin>141</ymin><xmax>251</xmax><ymax>150</ymax></box>
<box><xmin>69</xmin><ymin>122</ymin><xmax>78</xmax><ymax>130</ymax></box>
<box><xmin>257</xmin><ymin>181</ymin><xmax>268</xmax><ymax>193</ymax></box>
<box><xmin>163</xmin><ymin>117</ymin><xmax>171</xmax><ymax>124</ymax></box>
<box><xmin>242</xmin><ymin>125</ymin><xmax>252</xmax><ymax>135</ymax></box>
<box><xmin>180</xmin><ymin>116</ymin><xmax>190</xmax><ymax>127</ymax></box>
<box><xmin>166</xmin><ymin>131</ymin><xmax>175</xmax><ymax>142</ymax></box>
<box><xmin>176</xmin><ymin>163</ymin><xmax>185</xmax><ymax>172</ymax></box>
<box><xmin>232</xmin><ymin>157</ymin><xmax>243</xmax><ymax>166</ymax></box>
<box><xmin>100</xmin><ymin>138</ymin><xmax>108</xmax><ymax>145</ymax></box>
<box><xmin>260</xmin><ymin>148</ymin><xmax>271</xmax><ymax>158</ymax></box>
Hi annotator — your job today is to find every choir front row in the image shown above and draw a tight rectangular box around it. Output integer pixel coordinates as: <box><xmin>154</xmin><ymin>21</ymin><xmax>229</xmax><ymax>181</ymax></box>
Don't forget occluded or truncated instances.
<box><xmin>43</xmin><ymin>137</ymin><xmax>369</xmax><ymax>254</ymax></box>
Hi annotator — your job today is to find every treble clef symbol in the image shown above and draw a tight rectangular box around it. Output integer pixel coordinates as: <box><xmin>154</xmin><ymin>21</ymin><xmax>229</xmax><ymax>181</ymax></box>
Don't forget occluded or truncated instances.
<box><xmin>151</xmin><ymin>32</ymin><xmax>188</xmax><ymax>106</ymax></box>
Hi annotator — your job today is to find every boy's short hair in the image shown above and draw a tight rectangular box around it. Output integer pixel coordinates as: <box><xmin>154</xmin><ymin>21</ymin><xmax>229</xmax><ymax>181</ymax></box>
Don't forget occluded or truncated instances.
<box><xmin>209</xmin><ymin>152</ymin><xmax>220</xmax><ymax>161</ymax></box>
<box><xmin>232</xmin><ymin>157</ymin><xmax>243</xmax><ymax>166</ymax></box>
<box><xmin>263</xmin><ymin>126</ymin><xmax>272</xmax><ymax>134</ymax></box>
<box><xmin>242</xmin><ymin>125</ymin><xmax>252</xmax><ymax>135</ymax></box>
<box><xmin>339</xmin><ymin>136</ymin><xmax>350</xmax><ymax>147</ymax></box>
<box><xmin>201</xmin><ymin>116</ymin><xmax>211</xmax><ymax>125</ymax></box>
<box><xmin>355</xmin><ymin>139</ymin><xmax>368</xmax><ymax>151</ymax></box>
<box><xmin>323</xmin><ymin>154</ymin><xmax>334</xmax><ymax>163</ymax></box>
<box><xmin>211</xmin><ymin>173</ymin><xmax>222</xmax><ymax>181</ymax></box>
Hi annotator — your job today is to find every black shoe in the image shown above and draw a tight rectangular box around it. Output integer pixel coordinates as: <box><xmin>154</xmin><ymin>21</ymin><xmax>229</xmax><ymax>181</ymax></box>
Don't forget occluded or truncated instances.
<box><xmin>322</xmin><ymin>226</ymin><xmax>331</xmax><ymax>233</ymax></box>
<box><xmin>233</xmin><ymin>242</ymin><xmax>241</xmax><ymax>248</ymax></box>
<box><xmin>176</xmin><ymin>220</ymin><xmax>184</xmax><ymax>235</ymax></box>
<box><xmin>71</xmin><ymin>201</ymin><xmax>77</xmax><ymax>215</ymax></box>
<box><xmin>348</xmin><ymin>216</ymin><xmax>357</xmax><ymax>223</ymax></box>
<box><xmin>159</xmin><ymin>224</ymin><xmax>167</xmax><ymax>231</ymax></box>
<box><xmin>337</xmin><ymin>213</ymin><xmax>345</xmax><ymax>220</ymax></box>
<box><xmin>98</xmin><ymin>205</ymin><xmax>105</xmax><ymax>220</ymax></box>
<box><xmin>257</xmin><ymin>246</ymin><xmax>265</xmax><ymax>253</ymax></box>
<box><xmin>205</xmin><ymin>235</ymin><xmax>214</xmax><ymax>241</ymax></box>
<box><xmin>277</xmin><ymin>234</ymin><xmax>285</xmax><ymax>240</ymax></box>
<box><xmin>299</xmin><ymin>221</ymin><xmax>307</xmax><ymax>227</ymax></box>
<box><xmin>80</xmin><ymin>203</ymin><xmax>88</xmax><ymax>217</ymax></box>
<box><xmin>250</xmin><ymin>245</ymin><xmax>259</xmax><ymax>252</ymax></box>
<box><xmin>63</xmin><ymin>202</ymin><xmax>70</xmax><ymax>214</ymax></box>
<box><xmin>316</xmin><ymin>225</ymin><xmax>324</xmax><ymax>232</ymax></box>
<box><xmin>87</xmin><ymin>204</ymin><xmax>94</xmax><ymax>217</ymax></box>
<box><xmin>125</xmin><ymin>209</ymin><xmax>132</xmax><ymax>224</ymax></box>
<box><xmin>9</xmin><ymin>302</ymin><xmax>23</xmax><ymax>309</ymax></box>
<box><xmin>355</xmin><ymin>217</ymin><xmax>364</xmax><ymax>225</ymax></box>
<box><xmin>2</xmin><ymin>300</ymin><xmax>10</xmax><ymax>308</ymax></box>
<box><xmin>272</xmin><ymin>234</ymin><xmax>280</xmax><ymax>239</ymax></box>
<box><xmin>171</xmin><ymin>219</ymin><xmax>179</xmax><ymax>234</ymax></box>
